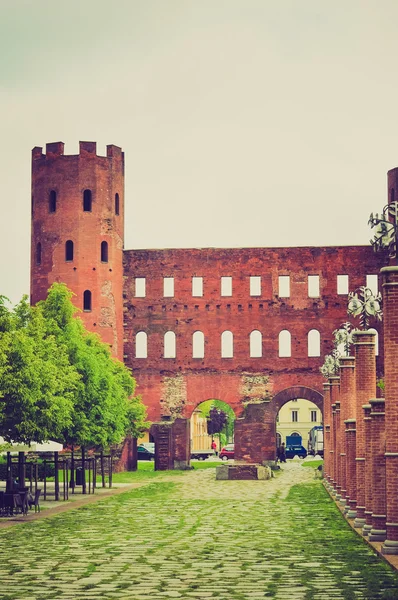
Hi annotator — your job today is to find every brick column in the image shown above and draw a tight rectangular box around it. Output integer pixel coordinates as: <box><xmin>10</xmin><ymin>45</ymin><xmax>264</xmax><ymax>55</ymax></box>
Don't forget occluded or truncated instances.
<box><xmin>329</xmin><ymin>376</ymin><xmax>340</xmax><ymax>494</ymax></box>
<box><xmin>353</xmin><ymin>331</ymin><xmax>376</xmax><ymax>529</ymax></box>
<box><xmin>323</xmin><ymin>382</ymin><xmax>331</xmax><ymax>486</ymax></box>
<box><xmin>335</xmin><ymin>402</ymin><xmax>342</xmax><ymax>499</ymax></box>
<box><xmin>362</xmin><ymin>404</ymin><xmax>372</xmax><ymax>536</ymax></box>
<box><xmin>381</xmin><ymin>266</ymin><xmax>398</xmax><ymax>555</ymax></box>
<box><xmin>345</xmin><ymin>419</ymin><xmax>357</xmax><ymax>518</ymax></box>
<box><xmin>338</xmin><ymin>356</ymin><xmax>355</xmax><ymax>509</ymax></box>
<box><xmin>368</xmin><ymin>398</ymin><xmax>387</xmax><ymax>542</ymax></box>
<box><xmin>234</xmin><ymin>402</ymin><xmax>275</xmax><ymax>463</ymax></box>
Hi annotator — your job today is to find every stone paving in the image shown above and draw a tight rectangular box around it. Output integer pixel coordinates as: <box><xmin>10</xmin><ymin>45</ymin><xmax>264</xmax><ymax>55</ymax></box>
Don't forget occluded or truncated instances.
<box><xmin>0</xmin><ymin>462</ymin><xmax>398</xmax><ymax>599</ymax></box>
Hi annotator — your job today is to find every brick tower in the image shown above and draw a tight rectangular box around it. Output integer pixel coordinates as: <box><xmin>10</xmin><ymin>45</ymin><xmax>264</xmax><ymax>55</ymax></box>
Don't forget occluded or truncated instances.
<box><xmin>30</xmin><ymin>141</ymin><xmax>125</xmax><ymax>360</ymax></box>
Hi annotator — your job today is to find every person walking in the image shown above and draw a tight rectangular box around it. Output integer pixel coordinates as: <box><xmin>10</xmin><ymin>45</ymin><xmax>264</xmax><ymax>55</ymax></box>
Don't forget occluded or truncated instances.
<box><xmin>279</xmin><ymin>442</ymin><xmax>286</xmax><ymax>463</ymax></box>
<box><xmin>211</xmin><ymin>439</ymin><xmax>218</xmax><ymax>456</ymax></box>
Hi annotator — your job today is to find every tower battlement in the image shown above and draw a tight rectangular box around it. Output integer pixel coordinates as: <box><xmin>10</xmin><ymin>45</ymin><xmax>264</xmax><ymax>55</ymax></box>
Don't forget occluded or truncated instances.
<box><xmin>31</xmin><ymin>141</ymin><xmax>124</xmax><ymax>162</ymax></box>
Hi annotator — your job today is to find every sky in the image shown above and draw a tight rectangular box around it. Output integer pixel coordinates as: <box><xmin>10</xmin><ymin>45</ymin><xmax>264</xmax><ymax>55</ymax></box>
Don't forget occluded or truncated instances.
<box><xmin>1</xmin><ymin>0</ymin><xmax>398</xmax><ymax>305</ymax></box>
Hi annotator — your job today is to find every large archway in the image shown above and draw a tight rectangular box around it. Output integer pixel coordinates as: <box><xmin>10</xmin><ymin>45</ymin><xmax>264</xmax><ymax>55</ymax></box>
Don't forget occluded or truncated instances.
<box><xmin>272</xmin><ymin>386</ymin><xmax>323</xmax><ymax>415</ymax></box>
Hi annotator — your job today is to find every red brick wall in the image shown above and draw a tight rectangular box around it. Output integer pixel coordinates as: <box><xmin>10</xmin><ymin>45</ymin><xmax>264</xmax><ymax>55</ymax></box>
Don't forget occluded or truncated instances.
<box><xmin>123</xmin><ymin>246</ymin><xmax>384</xmax><ymax>421</ymax></box>
<box><xmin>31</xmin><ymin>142</ymin><xmax>125</xmax><ymax>360</ymax></box>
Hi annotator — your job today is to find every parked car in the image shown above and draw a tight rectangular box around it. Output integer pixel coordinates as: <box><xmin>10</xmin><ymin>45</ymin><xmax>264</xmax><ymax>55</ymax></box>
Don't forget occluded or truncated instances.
<box><xmin>139</xmin><ymin>442</ymin><xmax>155</xmax><ymax>452</ymax></box>
<box><xmin>137</xmin><ymin>445</ymin><xmax>155</xmax><ymax>460</ymax></box>
<box><xmin>285</xmin><ymin>445</ymin><xmax>307</xmax><ymax>459</ymax></box>
<box><xmin>219</xmin><ymin>444</ymin><xmax>234</xmax><ymax>461</ymax></box>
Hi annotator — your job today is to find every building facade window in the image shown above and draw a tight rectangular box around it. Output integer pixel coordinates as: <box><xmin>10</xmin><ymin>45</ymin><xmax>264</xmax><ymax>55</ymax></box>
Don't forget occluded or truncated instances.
<box><xmin>135</xmin><ymin>277</ymin><xmax>146</xmax><ymax>297</ymax></box>
<box><xmin>163</xmin><ymin>277</ymin><xmax>174</xmax><ymax>297</ymax></box>
<box><xmin>36</xmin><ymin>242</ymin><xmax>42</xmax><ymax>265</ymax></box>
<box><xmin>49</xmin><ymin>190</ymin><xmax>57</xmax><ymax>213</ymax></box>
<box><xmin>308</xmin><ymin>275</ymin><xmax>320</xmax><ymax>298</ymax></box>
<box><xmin>279</xmin><ymin>330</ymin><xmax>291</xmax><ymax>357</ymax></box>
<box><xmin>164</xmin><ymin>331</ymin><xmax>176</xmax><ymax>358</ymax></box>
<box><xmin>65</xmin><ymin>240</ymin><xmax>74</xmax><ymax>262</ymax></box>
<box><xmin>291</xmin><ymin>411</ymin><xmax>298</xmax><ymax>423</ymax></box>
<box><xmin>307</xmin><ymin>329</ymin><xmax>320</xmax><ymax>357</ymax></box>
<box><xmin>311</xmin><ymin>410</ymin><xmax>317</xmax><ymax>422</ymax></box>
<box><xmin>193</xmin><ymin>331</ymin><xmax>205</xmax><ymax>358</ymax></box>
<box><xmin>135</xmin><ymin>331</ymin><xmax>147</xmax><ymax>358</ymax></box>
<box><xmin>221</xmin><ymin>330</ymin><xmax>233</xmax><ymax>358</ymax></box>
<box><xmin>337</xmin><ymin>275</ymin><xmax>349</xmax><ymax>295</ymax></box>
<box><xmin>366</xmin><ymin>274</ymin><xmax>378</xmax><ymax>295</ymax></box>
<box><xmin>221</xmin><ymin>277</ymin><xmax>232</xmax><ymax>297</ymax></box>
<box><xmin>278</xmin><ymin>275</ymin><xmax>290</xmax><ymax>298</ymax></box>
<box><xmin>83</xmin><ymin>290</ymin><xmax>92</xmax><ymax>311</ymax></box>
<box><xmin>250</xmin><ymin>330</ymin><xmax>262</xmax><ymax>357</ymax></box>
<box><xmin>250</xmin><ymin>276</ymin><xmax>261</xmax><ymax>296</ymax></box>
<box><xmin>101</xmin><ymin>241</ymin><xmax>108</xmax><ymax>263</ymax></box>
<box><xmin>83</xmin><ymin>189</ymin><xmax>92</xmax><ymax>212</ymax></box>
<box><xmin>192</xmin><ymin>276</ymin><xmax>203</xmax><ymax>297</ymax></box>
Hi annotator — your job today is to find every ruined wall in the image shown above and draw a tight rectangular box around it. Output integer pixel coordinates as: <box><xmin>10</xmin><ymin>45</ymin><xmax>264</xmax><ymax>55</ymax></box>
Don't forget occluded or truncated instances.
<box><xmin>31</xmin><ymin>142</ymin><xmax>125</xmax><ymax>359</ymax></box>
<box><xmin>123</xmin><ymin>246</ymin><xmax>385</xmax><ymax>419</ymax></box>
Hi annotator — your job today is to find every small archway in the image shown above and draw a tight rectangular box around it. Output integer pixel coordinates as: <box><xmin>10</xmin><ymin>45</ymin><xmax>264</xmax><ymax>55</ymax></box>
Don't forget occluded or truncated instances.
<box><xmin>190</xmin><ymin>399</ymin><xmax>236</xmax><ymax>459</ymax></box>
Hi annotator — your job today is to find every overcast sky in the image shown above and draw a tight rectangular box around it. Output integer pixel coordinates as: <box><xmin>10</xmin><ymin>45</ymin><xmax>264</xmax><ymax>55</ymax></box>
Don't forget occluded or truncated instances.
<box><xmin>1</xmin><ymin>0</ymin><xmax>398</xmax><ymax>305</ymax></box>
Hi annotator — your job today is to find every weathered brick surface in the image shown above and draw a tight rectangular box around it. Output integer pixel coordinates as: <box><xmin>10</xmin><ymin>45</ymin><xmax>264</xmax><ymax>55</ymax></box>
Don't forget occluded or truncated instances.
<box><xmin>323</xmin><ymin>382</ymin><xmax>331</xmax><ymax>481</ymax></box>
<box><xmin>381</xmin><ymin>266</ymin><xmax>398</xmax><ymax>549</ymax></box>
<box><xmin>353</xmin><ymin>331</ymin><xmax>376</xmax><ymax>522</ymax></box>
<box><xmin>31</xmin><ymin>142</ymin><xmax>125</xmax><ymax>359</ymax></box>
<box><xmin>345</xmin><ymin>419</ymin><xmax>357</xmax><ymax>515</ymax></box>
<box><xmin>338</xmin><ymin>357</ymin><xmax>355</xmax><ymax>501</ymax></box>
<box><xmin>369</xmin><ymin>398</ymin><xmax>386</xmax><ymax>540</ymax></box>
<box><xmin>363</xmin><ymin>403</ymin><xmax>373</xmax><ymax>531</ymax></box>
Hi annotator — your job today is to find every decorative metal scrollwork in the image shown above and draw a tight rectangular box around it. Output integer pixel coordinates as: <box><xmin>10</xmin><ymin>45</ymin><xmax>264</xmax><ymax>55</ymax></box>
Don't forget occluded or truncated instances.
<box><xmin>320</xmin><ymin>349</ymin><xmax>341</xmax><ymax>378</ymax></box>
<box><xmin>347</xmin><ymin>286</ymin><xmax>382</xmax><ymax>330</ymax></box>
<box><xmin>333</xmin><ymin>321</ymin><xmax>353</xmax><ymax>357</ymax></box>
<box><xmin>369</xmin><ymin>202</ymin><xmax>398</xmax><ymax>258</ymax></box>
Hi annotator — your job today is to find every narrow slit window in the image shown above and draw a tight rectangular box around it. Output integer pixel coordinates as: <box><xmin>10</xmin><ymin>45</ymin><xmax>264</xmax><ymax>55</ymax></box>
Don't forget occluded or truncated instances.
<box><xmin>308</xmin><ymin>329</ymin><xmax>320</xmax><ymax>357</ymax></box>
<box><xmin>250</xmin><ymin>330</ymin><xmax>262</xmax><ymax>357</ymax></box>
<box><xmin>65</xmin><ymin>240</ymin><xmax>74</xmax><ymax>262</ymax></box>
<box><xmin>36</xmin><ymin>242</ymin><xmax>42</xmax><ymax>265</ymax></box>
<box><xmin>135</xmin><ymin>278</ymin><xmax>146</xmax><ymax>297</ymax></box>
<box><xmin>192</xmin><ymin>276</ymin><xmax>203</xmax><ymax>297</ymax></box>
<box><xmin>164</xmin><ymin>331</ymin><xmax>176</xmax><ymax>358</ymax></box>
<box><xmin>83</xmin><ymin>290</ymin><xmax>92</xmax><ymax>311</ymax></box>
<box><xmin>278</xmin><ymin>275</ymin><xmax>290</xmax><ymax>298</ymax></box>
<box><xmin>291</xmin><ymin>411</ymin><xmax>298</xmax><ymax>423</ymax></box>
<box><xmin>193</xmin><ymin>331</ymin><xmax>205</xmax><ymax>358</ymax></box>
<box><xmin>115</xmin><ymin>193</ymin><xmax>120</xmax><ymax>215</ymax></box>
<box><xmin>250</xmin><ymin>276</ymin><xmax>261</xmax><ymax>296</ymax></box>
<box><xmin>83</xmin><ymin>189</ymin><xmax>92</xmax><ymax>212</ymax></box>
<box><xmin>49</xmin><ymin>190</ymin><xmax>57</xmax><ymax>213</ymax></box>
<box><xmin>337</xmin><ymin>275</ymin><xmax>349</xmax><ymax>295</ymax></box>
<box><xmin>135</xmin><ymin>331</ymin><xmax>147</xmax><ymax>358</ymax></box>
<box><xmin>308</xmin><ymin>275</ymin><xmax>320</xmax><ymax>298</ymax></box>
<box><xmin>391</xmin><ymin>188</ymin><xmax>395</xmax><ymax>202</ymax></box>
<box><xmin>163</xmin><ymin>277</ymin><xmax>174</xmax><ymax>297</ymax></box>
<box><xmin>366</xmin><ymin>274</ymin><xmax>378</xmax><ymax>296</ymax></box>
<box><xmin>279</xmin><ymin>330</ymin><xmax>291</xmax><ymax>357</ymax></box>
<box><xmin>221</xmin><ymin>330</ymin><xmax>233</xmax><ymax>358</ymax></box>
<box><xmin>221</xmin><ymin>276</ymin><xmax>232</xmax><ymax>297</ymax></box>
<box><xmin>101</xmin><ymin>241</ymin><xmax>108</xmax><ymax>263</ymax></box>
<box><xmin>311</xmin><ymin>410</ymin><xmax>317</xmax><ymax>422</ymax></box>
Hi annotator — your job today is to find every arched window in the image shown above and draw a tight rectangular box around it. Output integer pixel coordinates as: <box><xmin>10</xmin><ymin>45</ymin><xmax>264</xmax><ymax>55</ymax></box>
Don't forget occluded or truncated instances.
<box><xmin>135</xmin><ymin>331</ymin><xmax>147</xmax><ymax>358</ymax></box>
<box><xmin>221</xmin><ymin>330</ymin><xmax>233</xmax><ymax>358</ymax></box>
<box><xmin>250</xmin><ymin>330</ymin><xmax>262</xmax><ymax>357</ymax></box>
<box><xmin>164</xmin><ymin>331</ymin><xmax>176</xmax><ymax>358</ymax></box>
<box><xmin>101</xmin><ymin>241</ymin><xmax>108</xmax><ymax>263</ymax></box>
<box><xmin>36</xmin><ymin>242</ymin><xmax>42</xmax><ymax>265</ymax></box>
<box><xmin>83</xmin><ymin>290</ymin><xmax>92</xmax><ymax>311</ymax></box>
<box><xmin>83</xmin><ymin>189</ymin><xmax>92</xmax><ymax>212</ymax></box>
<box><xmin>279</xmin><ymin>330</ymin><xmax>291</xmax><ymax>357</ymax></box>
<box><xmin>308</xmin><ymin>329</ymin><xmax>320</xmax><ymax>357</ymax></box>
<box><xmin>49</xmin><ymin>190</ymin><xmax>57</xmax><ymax>213</ymax></box>
<box><xmin>115</xmin><ymin>193</ymin><xmax>120</xmax><ymax>215</ymax></box>
<box><xmin>193</xmin><ymin>331</ymin><xmax>205</xmax><ymax>358</ymax></box>
<box><xmin>65</xmin><ymin>240</ymin><xmax>74</xmax><ymax>262</ymax></box>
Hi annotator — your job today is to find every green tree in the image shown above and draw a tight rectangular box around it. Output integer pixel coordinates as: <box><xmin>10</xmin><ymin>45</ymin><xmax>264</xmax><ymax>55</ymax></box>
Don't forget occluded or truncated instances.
<box><xmin>40</xmin><ymin>283</ymin><xmax>147</xmax><ymax>449</ymax></box>
<box><xmin>198</xmin><ymin>399</ymin><xmax>236</xmax><ymax>451</ymax></box>
<box><xmin>0</xmin><ymin>295</ymin><xmax>78</xmax><ymax>444</ymax></box>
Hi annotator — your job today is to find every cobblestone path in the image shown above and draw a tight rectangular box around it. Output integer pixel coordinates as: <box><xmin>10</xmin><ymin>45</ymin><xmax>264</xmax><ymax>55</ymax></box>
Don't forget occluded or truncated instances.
<box><xmin>1</xmin><ymin>462</ymin><xmax>398</xmax><ymax>599</ymax></box>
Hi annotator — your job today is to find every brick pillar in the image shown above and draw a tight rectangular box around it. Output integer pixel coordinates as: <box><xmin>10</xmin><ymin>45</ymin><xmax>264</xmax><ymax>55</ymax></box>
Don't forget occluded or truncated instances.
<box><xmin>171</xmin><ymin>418</ymin><xmax>191</xmax><ymax>469</ymax></box>
<box><xmin>329</xmin><ymin>376</ymin><xmax>340</xmax><ymax>493</ymax></box>
<box><xmin>335</xmin><ymin>402</ymin><xmax>342</xmax><ymax>499</ymax></box>
<box><xmin>353</xmin><ymin>331</ymin><xmax>376</xmax><ymax>528</ymax></box>
<box><xmin>381</xmin><ymin>266</ymin><xmax>398</xmax><ymax>555</ymax></box>
<box><xmin>338</xmin><ymin>356</ymin><xmax>355</xmax><ymax>508</ymax></box>
<box><xmin>368</xmin><ymin>398</ymin><xmax>387</xmax><ymax>542</ymax></box>
<box><xmin>234</xmin><ymin>402</ymin><xmax>275</xmax><ymax>463</ymax></box>
<box><xmin>323</xmin><ymin>382</ymin><xmax>331</xmax><ymax>486</ymax></box>
<box><xmin>150</xmin><ymin>421</ymin><xmax>173</xmax><ymax>470</ymax></box>
<box><xmin>345</xmin><ymin>419</ymin><xmax>357</xmax><ymax>518</ymax></box>
<box><xmin>362</xmin><ymin>404</ymin><xmax>373</xmax><ymax>536</ymax></box>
